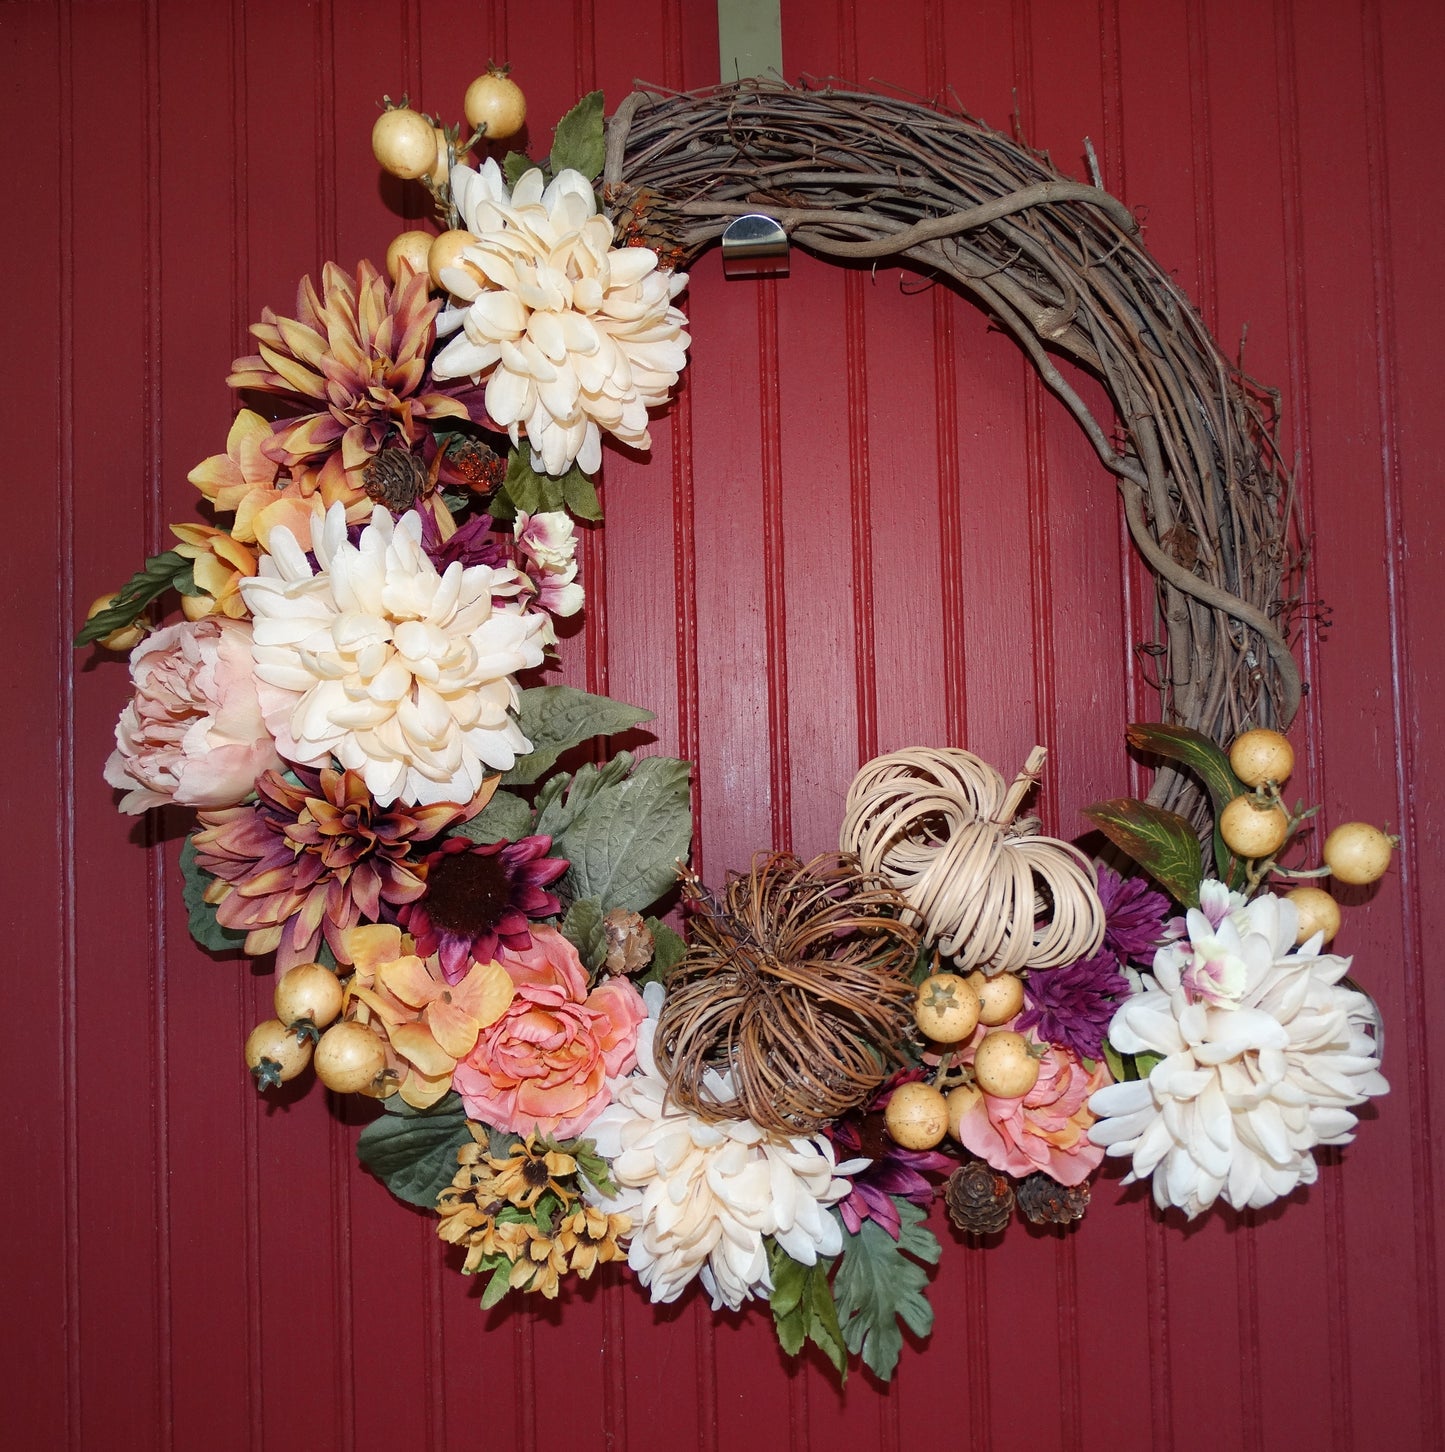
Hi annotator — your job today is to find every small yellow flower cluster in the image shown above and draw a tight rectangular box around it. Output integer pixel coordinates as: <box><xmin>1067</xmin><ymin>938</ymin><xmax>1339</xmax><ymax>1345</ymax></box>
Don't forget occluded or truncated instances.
<box><xmin>435</xmin><ymin>1131</ymin><xmax>630</xmax><ymax>1298</ymax></box>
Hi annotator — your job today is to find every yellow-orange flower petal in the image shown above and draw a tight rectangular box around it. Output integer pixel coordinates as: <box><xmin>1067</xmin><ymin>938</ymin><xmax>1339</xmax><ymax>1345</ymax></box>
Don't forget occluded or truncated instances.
<box><xmin>188</xmin><ymin>408</ymin><xmax>279</xmax><ymax>514</ymax></box>
<box><xmin>389</xmin><ymin>1022</ymin><xmax>456</xmax><ymax>1078</ymax></box>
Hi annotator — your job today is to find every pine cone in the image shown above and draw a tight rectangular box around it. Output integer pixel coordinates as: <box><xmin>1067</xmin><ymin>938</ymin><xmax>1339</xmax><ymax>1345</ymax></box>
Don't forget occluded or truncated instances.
<box><xmin>602</xmin><ymin>908</ymin><xmax>654</xmax><ymax>975</ymax></box>
<box><xmin>944</xmin><ymin>1160</ymin><xmax>1014</xmax><ymax>1235</ymax></box>
<box><xmin>363</xmin><ymin>446</ymin><xmax>429</xmax><ymax>510</ymax></box>
<box><xmin>1015</xmin><ymin>1172</ymin><xmax>1090</xmax><ymax>1226</ymax></box>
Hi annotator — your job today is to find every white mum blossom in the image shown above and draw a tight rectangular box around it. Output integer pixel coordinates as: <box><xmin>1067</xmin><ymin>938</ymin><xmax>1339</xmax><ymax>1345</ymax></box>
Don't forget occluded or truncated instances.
<box><xmin>240</xmin><ymin>503</ymin><xmax>545</xmax><ymax>807</ymax></box>
<box><xmin>1088</xmin><ymin>883</ymin><xmax>1387</xmax><ymax>1218</ymax></box>
<box><xmin>586</xmin><ymin>995</ymin><xmax>859</xmax><ymax>1311</ymax></box>
<box><xmin>431</xmin><ymin>160</ymin><xmax>690</xmax><ymax>477</ymax></box>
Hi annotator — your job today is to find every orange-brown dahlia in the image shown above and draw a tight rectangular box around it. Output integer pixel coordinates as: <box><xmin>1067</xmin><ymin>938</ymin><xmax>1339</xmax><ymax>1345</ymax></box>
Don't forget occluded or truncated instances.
<box><xmin>193</xmin><ymin>765</ymin><xmax>470</xmax><ymax>969</ymax></box>
<box><xmin>226</xmin><ymin>259</ymin><xmax>472</xmax><ymax>500</ymax></box>
<box><xmin>187</xmin><ymin>407</ymin><xmax>369</xmax><ymax>547</ymax></box>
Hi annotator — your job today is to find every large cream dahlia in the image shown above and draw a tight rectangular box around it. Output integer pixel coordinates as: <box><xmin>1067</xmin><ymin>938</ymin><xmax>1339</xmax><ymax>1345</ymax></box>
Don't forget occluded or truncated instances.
<box><xmin>586</xmin><ymin>994</ymin><xmax>859</xmax><ymax>1311</ymax></box>
<box><xmin>240</xmin><ymin>503</ymin><xmax>545</xmax><ymax>807</ymax></box>
<box><xmin>430</xmin><ymin>161</ymin><xmax>690</xmax><ymax>477</ymax></box>
<box><xmin>1088</xmin><ymin>883</ymin><xmax>1387</xmax><ymax>1218</ymax></box>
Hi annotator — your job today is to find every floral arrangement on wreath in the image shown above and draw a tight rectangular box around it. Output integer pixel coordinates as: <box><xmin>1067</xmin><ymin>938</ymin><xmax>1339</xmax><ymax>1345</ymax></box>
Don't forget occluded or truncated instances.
<box><xmin>77</xmin><ymin>71</ymin><xmax>1395</xmax><ymax>1384</ymax></box>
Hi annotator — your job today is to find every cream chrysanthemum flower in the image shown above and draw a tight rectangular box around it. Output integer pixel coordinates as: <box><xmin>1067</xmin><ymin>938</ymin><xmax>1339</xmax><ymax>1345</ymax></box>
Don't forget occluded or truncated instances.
<box><xmin>1088</xmin><ymin>884</ymin><xmax>1387</xmax><ymax>1218</ymax></box>
<box><xmin>430</xmin><ymin>160</ymin><xmax>690</xmax><ymax>477</ymax></box>
<box><xmin>240</xmin><ymin>503</ymin><xmax>545</xmax><ymax>807</ymax></box>
<box><xmin>586</xmin><ymin>994</ymin><xmax>859</xmax><ymax>1311</ymax></box>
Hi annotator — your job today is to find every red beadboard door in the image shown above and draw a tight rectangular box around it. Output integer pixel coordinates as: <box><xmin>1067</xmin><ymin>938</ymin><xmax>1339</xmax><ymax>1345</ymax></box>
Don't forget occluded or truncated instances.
<box><xmin>6</xmin><ymin>1</ymin><xmax>1442</xmax><ymax>1449</ymax></box>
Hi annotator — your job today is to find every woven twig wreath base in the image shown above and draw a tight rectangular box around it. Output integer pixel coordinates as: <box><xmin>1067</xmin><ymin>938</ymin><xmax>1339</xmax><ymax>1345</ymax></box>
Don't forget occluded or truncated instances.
<box><xmin>604</xmin><ymin>80</ymin><xmax>1303</xmax><ymax>823</ymax></box>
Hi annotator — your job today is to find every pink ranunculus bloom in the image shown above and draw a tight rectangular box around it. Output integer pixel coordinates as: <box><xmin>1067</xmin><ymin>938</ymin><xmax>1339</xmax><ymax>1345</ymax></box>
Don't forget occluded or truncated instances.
<box><xmin>956</xmin><ymin>1020</ymin><xmax>1112</xmax><ymax>1187</ymax></box>
<box><xmin>104</xmin><ymin>617</ymin><xmax>282</xmax><ymax>814</ymax></box>
<box><xmin>452</xmin><ymin>925</ymin><xmax>646</xmax><ymax>1139</ymax></box>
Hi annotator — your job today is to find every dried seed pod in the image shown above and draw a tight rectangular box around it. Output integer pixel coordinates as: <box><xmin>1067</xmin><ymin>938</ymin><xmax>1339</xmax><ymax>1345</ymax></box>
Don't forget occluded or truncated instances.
<box><xmin>652</xmin><ymin>853</ymin><xmax>919</xmax><ymax>1135</ymax></box>
<box><xmin>839</xmin><ymin>745</ymin><xmax>1104</xmax><ymax>976</ymax></box>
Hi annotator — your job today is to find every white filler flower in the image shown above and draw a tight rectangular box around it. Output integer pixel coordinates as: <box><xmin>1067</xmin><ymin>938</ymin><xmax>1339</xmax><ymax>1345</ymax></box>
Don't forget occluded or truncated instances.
<box><xmin>1088</xmin><ymin>885</ymin><xmax>1387</xmax><ymax>1218</ymax></box>
<box><xmin>431</xmin><ymin>160</ymin><xmax>690</xmax><ymax>477</ymax></box>
<box><xmin>241</xmin><ymin>503</ymin><xmax>545</xmax><ymax>807</ymax></box>
<box><xmin>587</xmin><ymin>994</ymin><xmax>859</xmax><ymax>1310</ymax></box>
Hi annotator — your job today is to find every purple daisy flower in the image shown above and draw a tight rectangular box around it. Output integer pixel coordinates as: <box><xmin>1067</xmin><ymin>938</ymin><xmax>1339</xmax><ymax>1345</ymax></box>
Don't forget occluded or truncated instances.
<box><xmin>1017</xmin><ymin>949</ymin><xmax>1128</xmax><ymax>1061</ymax></box>
<box><xmin>828</xmin><ymin>1079</ymin><xmax>953</xmax><ymax>1240</ymax></box>
<box><xmin>1096</xmin><ymin>864</ymin><xmax>1174</xmax><ymax>961</ymax></box>
<box><xmin>396</xmin><ymin>833</ymin><xmax>568</xmax><ymax>983</ymax></box>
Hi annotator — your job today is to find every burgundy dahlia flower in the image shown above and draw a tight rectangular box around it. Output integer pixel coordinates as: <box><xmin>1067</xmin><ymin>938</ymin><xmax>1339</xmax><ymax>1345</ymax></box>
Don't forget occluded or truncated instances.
<box><xmin>397</xmin><ymin>833</ymin><xmax>568</xmax><ymax>983</ymax></box>
<box><xmin>418</xmin><ymin>506</ymin><xmax>515</xmax><ymax>573</ymax></box>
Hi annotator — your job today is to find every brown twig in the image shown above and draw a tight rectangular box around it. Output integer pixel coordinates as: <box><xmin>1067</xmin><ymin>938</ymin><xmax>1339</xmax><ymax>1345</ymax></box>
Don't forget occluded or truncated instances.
<box><xmin>604</xmin><ymin>80</ymin><xmax>1304</xmax><ymax>823</ymax></box>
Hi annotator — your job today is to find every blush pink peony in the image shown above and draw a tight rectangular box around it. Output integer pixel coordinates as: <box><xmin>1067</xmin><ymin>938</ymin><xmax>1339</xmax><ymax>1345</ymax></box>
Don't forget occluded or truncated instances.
<box><xmin>452</xmin><ymin>926</ymin><xmax>646</xmax><ymax>1139</ymax></box>
<box><xmin>955</xmin><ymin>1020</ymin><xmax>1111</xmax><ymax>1187</ymax></box>
<box><xmin>104</xmin><ymin>618</ymin><xmax>282</xmax><ymax>814</ymax></box>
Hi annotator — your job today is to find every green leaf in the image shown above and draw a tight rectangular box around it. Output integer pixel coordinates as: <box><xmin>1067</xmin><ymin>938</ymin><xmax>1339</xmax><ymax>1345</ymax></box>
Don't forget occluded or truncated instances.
<box><xmin>438</xmin><ymin>486</ymin><xmax>472</xmax><ymax>516</ymax></box>
<box><xmin>497</xmin><ymin>447</ymin><xmax>600</xmax><ymax>524</ymax></box>
<box><xmin>547</xmin><ymin>755</ymin><xmax>693</xmax><ymax>916</ymax></box>
<box><xmin>1126</xmin><ymin>721</ymin><xmax>1248</xmax><ymax>882</ymax></box>
<box><xmin>74</xmin><ymin>548</ymin><xmax>194</xmax><ymax>646</ymax></box>
<box><xmin>504</xmin><ymin>685</ymin><xmax>655</xmax><ymax>786</ymax></box>
<box><xmin>561</xmin><ymin>898</ymin><xmax>607</xmax><ymax>973</ymax></box>
<box><xmin>831</xmin><ymin>1198</ymin><xmax>940</xmax><ymax>1382</ymax></box>
<box><xmin>636</xmin><ymin>917</ymin><xmax>688</xmax><ymax>986</ymax></box>
<box><xmin>558</xmin><ymin>1135</ymin><xmax>618</xmax><ymax>1199</ymax></box>
<box><xmin>355</xmin><ymin>1093</ymin><xmax>473</xmax><ymax>1209</ymax></box>
<box><xmin>548</xmin><ymin>90</ymin><xmax>605</xmax><ymax>181</ymax></box>
<box><xmin>179</xmin><ymin>835</ymin><xmax>248</xmax><ymax>954</ymax></box>
<box><xmin>452</xmin><ymin>788</ymin><xmax>534</xmax><ymax>844</ymax></box>
<box><xmin>503</xmin><ymin>150</ymin><xmax>536</xmax><ymax>189</ymax></box>
<box><xmin>1084</xmin><ymin>798</ymin><xmax>1203</xmax><ymax>909</ymax></box>
<box><xmin>1102</xmin><ymin>1039</ymin><xmax>1162</xmax><ymax>1084</ymax></box>
<box><xmin>499</xmin><ymin>447</ymin><xmax>564</xmax><ymax>517</ymax></box>
<box><xmin>561</xmin><ymin>468</ymin><xmax>603</xmax><ymax>522</ymax></box>
<box><xmin>1126</xmin><ymin>722</ymin><xmax>1245</xmax><ymax>813</ymax></box>
<box><xmin>767</xmin><ymin>1242</ymin><xmax>848</xmax><ymax>1379</ymax></box>
<box><xmin>533</xmin><ymin>752</ymin><xmax>638</xmax><ymax>840</ymax></box>
<box><xmin>480</xmin><ymin>1259</ymin><xmax>513</xmax><ymax>1307</ymax></box>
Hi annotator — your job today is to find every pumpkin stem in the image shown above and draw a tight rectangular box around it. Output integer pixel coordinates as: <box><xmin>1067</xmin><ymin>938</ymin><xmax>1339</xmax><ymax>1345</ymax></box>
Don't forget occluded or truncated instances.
<box><xmin>998</xmin><ymin>746</ymin><xmax>1048</xmax><ymax>825</ymax></box>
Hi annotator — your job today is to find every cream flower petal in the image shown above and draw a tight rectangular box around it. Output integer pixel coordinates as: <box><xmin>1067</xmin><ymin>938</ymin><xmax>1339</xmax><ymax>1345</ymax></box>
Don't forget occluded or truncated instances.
<box><xmin>585</xmin><ymin>1018</ymin><xmax>854</xmax><ymax>1311</ymax></box>
<box><xmin>431</xmin><ymin>163</ymin><xmax>690</xmax><ymax>477</ymax></box>
<box><xmin>1089</xmin><ymin>881</ymin><xmax>1388</xmax><ymax>1219</ymax></box>
<box><xmin>241</xmin><ymin>503</ymin><xmax>544</xmax><ymax>806</ymax></box>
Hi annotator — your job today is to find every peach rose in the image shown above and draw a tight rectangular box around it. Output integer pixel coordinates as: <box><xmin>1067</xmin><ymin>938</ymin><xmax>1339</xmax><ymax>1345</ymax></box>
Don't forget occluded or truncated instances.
<box><xmin>104</xmin><ymin>617</ymin><xmax>282</xmax><ymax>814</ymax></box>
<box><xmin>453</xmin><ymin>926</ymin><xmax>646</xmax><ymax>1139</ymax></box>
<box><xmin>956</xmin><ymin>1021</ymin><xmax>1111</xmax><ymax>1187</ymax></box>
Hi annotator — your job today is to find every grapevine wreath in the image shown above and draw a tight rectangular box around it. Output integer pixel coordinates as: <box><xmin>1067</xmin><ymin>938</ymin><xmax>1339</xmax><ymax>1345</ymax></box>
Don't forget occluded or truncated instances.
<box><xmin>79</xmin><ymin>77</ymin><xmax>1394</xmax><ymax>1382</ymax></box>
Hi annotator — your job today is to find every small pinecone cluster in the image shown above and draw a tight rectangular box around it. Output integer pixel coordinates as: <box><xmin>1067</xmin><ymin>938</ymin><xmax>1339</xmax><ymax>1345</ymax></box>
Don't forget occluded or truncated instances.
<box><xmin>944</xmin><ymin>1160</ymin><xmax>1014</xmax><ymax>1235</ymax></box>
<box><xmin>1015</xmin><ymin>1172</ymin><xmax>1090</xmax><ymax>1226</ymax></box>
<box><xmin>363</xmin><ymin>446</ymin><xmax>429</xmax><ymax>510</ymax></box>
<box><xmin>944</xmin><ymin>1161</ymin><xmax>1090</xmax><ymax>1233</ymax></box>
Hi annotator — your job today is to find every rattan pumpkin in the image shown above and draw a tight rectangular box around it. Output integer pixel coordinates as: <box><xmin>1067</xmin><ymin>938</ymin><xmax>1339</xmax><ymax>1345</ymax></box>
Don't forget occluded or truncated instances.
<box><xmin>839</xmin><ymin>745</ymin><xmax>1104</xmax><ymax>976</ymax></box>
